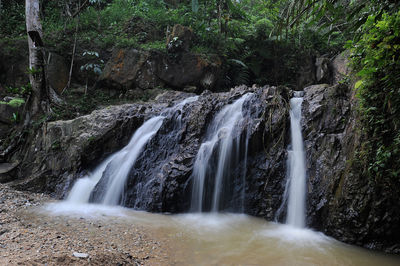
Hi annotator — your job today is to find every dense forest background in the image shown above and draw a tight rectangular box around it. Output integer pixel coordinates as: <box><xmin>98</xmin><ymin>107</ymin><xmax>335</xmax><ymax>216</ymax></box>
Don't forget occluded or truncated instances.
<box><xmin>0</xmin><ymin>0</ymin><xmax>399</xmax><ymax>190</ymax></box>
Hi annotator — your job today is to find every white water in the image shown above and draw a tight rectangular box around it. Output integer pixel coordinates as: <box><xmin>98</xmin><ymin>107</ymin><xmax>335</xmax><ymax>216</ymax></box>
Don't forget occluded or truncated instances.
<box><xmin>66</xmin><ymin>155</ymin><xmax>116</xmax><ymax>204</ymax></box>
<box><xmin>101</xmin><ymin>116</ymin><xmax>164</xmax><ymax>205</ymax></box>
<box><xmin>191</xmin><ymin>93</ymin><xmax>252</xmax><ymax>212</ymax></box>
<box><xmin>67</xmin><ymin>116</ymin><xmax>164</xmax><ymax>205</ymax></box>
<box><xmin>66</xmin><ymin>96</ymin><xmax>198</xmax><ymax>206</ymax></box>
<box><xmin>286</xmin><ymin>94</ymin><xmax>307</xmax><ymax>227</ymax></box>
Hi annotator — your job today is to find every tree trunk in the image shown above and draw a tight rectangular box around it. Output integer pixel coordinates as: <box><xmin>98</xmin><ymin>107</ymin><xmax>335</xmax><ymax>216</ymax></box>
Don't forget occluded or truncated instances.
<box><xmin>25</xmin><ymin>0</ymin><xmax>48</xmax><ymax>121</ymax></box>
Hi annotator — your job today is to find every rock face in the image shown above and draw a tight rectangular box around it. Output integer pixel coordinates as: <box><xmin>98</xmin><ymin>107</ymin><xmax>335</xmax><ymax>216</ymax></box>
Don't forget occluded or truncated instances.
<box><xmin>295</xmin><ymin>51</ymin><xmax>350</xmax><ymax>88</ymax></box>
<box><xmin>47</xmin><ymin>53</ymin><xmax>69</xmax><ymax>94</ymax></box>
<box><xmin>88</xmin><ymin>86</ymin><xmax>290</xmax><ymax>214</ymax></box>
<box><xmin>331</xmin><ymin>50</ymin><xmax>350</xmax><ymax>85</ymax></box>
<box><xmin>315</xmin><ymin>57</ymin><xmax>331</xmax><ymax>83</ymax></box>
<box><xmin>98</xmin><ymin>48</ymin><xmax>221</xmax><ymax>92</ymax></box>
<box><xmin>302</xmin><ymin>83</ymin><xmax>400</xmax><ymax>254</ymax></box>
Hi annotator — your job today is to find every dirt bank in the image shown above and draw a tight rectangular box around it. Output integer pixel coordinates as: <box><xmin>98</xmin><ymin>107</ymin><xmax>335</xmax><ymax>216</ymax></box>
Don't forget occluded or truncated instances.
<box><xmin>0</xmin><ymin>184</ymin><xmax>173</xmax><ymax>265</ymax></box>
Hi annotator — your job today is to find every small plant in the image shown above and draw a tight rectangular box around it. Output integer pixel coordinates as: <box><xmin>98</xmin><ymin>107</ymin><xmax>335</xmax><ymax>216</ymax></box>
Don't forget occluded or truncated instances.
<box><xmin>26</xmin><ymin>67</ymin><xmax>42</xmax><ymax>75</ymax></box>
<box><xmin>6</xmin><ymin>84</ymin><xmax>32</xmax><ymax>96</ymax></box>
<box><xmin>10</xmin><ymin>112</ymin><xmax>20</xmax><ymax>124</ymax></box>
<box><xmin>80</xmin><ymin>51</ymin><xmax>104</xmax><ymax>94</ymax></box>
<box><xmin>51</xmin><ymin>140</ymin><xmax>61</xmax><ymax>150</ymax></box>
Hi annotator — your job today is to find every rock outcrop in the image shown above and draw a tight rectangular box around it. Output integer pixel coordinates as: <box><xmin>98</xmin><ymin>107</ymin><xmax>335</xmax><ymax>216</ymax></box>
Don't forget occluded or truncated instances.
<box><xmin>11</xmin><ymin>103</ymin><xmax>153</xmax><ymax>196</ymax></box>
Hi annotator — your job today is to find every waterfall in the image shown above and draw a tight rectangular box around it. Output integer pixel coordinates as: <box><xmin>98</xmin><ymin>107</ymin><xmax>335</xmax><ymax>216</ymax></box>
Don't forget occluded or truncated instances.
<box><xmin>101</xmin><ymin>116</ymin><xmax>164</xmax><ymax>205</ymax></box>
<box><xmin>285</xmin><ymin>91</ymin><xmax>307</xmax><ymax>227</ymax></box>
<box><xmin>191</xmin><ymin>93</ymin><xmax>252</xmax><ymax>212</ymax></box>
<box><xmin>66</xmin><ymin>155</ymin><xmax>116</xmax><ymax>204</ymax></box>
<box><xmin>66</xmin><ymin>96</ymin><xmax>198</xmax><ymax>206</ymax></box>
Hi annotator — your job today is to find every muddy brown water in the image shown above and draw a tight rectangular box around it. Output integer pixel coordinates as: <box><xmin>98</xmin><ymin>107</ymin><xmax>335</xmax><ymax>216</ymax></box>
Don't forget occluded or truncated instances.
<box><xmin>28</xmin><ymin>202</ymin><xmax>400</xmax><ymax>266</ymax></box>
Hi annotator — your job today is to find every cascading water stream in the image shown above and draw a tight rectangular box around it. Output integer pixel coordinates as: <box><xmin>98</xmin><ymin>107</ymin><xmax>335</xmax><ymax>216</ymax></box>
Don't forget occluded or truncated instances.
<box><xmin>191</xmin><ymin>93</ymin><xmax>252</xmax><ymax>212</ymax></box>
<box><xmin>66</xmin><ymin>96</ymin><xmax>198</xmax><ymax>206</ymax></box>
<box><xmin>66</xmin><ymin>155</ymin><xmax>116</xmax><ymax>204</ymax></box>
<box><xmin>101</xmin><ymin>116</ymin><xmax>164</xmax><ymax>205</ymax></box>
<box><xmin>285</xmin><ymin>91</ymin><xmax>307</xmax><ymax>227</ymax></box>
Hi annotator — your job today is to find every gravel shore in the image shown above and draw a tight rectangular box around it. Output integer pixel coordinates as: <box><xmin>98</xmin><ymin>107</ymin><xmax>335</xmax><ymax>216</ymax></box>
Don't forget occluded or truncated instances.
<box><xmin>0</xmin><ymin>184</ymin><xmax>173</xmax><ymax>265</ymax></box>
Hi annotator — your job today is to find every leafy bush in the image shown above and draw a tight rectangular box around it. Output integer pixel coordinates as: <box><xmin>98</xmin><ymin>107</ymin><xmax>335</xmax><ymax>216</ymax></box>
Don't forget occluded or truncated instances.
<box><xmin>349</xmin><ymin>11</ymin><xmax>400</xmax><ymax>180</ymax></box>
<box><xmin>0</xmin><ymin>2</ymin><xmax>25</xmax><ymax>36</ymax></box>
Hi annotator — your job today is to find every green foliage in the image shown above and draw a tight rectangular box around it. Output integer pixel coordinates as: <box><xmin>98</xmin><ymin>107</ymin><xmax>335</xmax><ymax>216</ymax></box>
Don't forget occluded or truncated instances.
<box><xmin>51</xmin><ymin>140</ymin><xmax>61</xmax><ymax>150</ymax></box>
<box><xmin>7</xmin><ymin>98</ymin><xmax>25</xmax><ymax>108</ymax></box>
<box><xmin>26</xmin><ymin>67</ymin><xmax>43</xmax><ymax>75</ymax></box>
<box><xmin>80</xmin><ymin>51</ymin><xmax>104</xmax><ymax>87</ymax></box>
<box><xmin>0</xmin><ymin>98</ymin><xmax>25</xmax><ymax>109</ymax></box>
<box><xmin>0</xmin><ymin>2</ymin><xmax>25</xmax><ymax>37</ymax></box>
<box><xmin>6</xmin><ymin>83</ymin><xmax>32</xmax><ymax>96</ymax></box>
<box><xmin>348</xmin><ymin>11</ymin><xmax>400</xmax><ymax>180</ymax></box>
<box><xmin>140</xmin><ymin>40</ymin><xmax>165</xmax><ymax>51</ymax></box>
<box><xmin>80</xmin><ymin>51</ymin><xmax>103</xmax><ymax>75</ymax></box>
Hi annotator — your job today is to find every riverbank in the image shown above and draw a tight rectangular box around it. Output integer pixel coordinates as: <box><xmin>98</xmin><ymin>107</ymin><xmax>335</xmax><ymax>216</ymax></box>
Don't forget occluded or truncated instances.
<box><xmin>0</xmin><ymin>184</ymin><xmax>170</xmax><ymax>265</ymax></box>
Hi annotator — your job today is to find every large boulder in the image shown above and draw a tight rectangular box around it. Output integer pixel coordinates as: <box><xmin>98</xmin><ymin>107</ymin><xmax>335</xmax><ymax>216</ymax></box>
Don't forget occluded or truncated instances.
<box><xmin>98</xmin><ymin>49</ymin><xmax>157</xmax><ymax>91</ymax></box>
<box><xmin>153</xmin><ymin>52</ymin><xmax>221</xmax><ymax>90</ymax></box>
<box><xmin>98</xmin><ymin>48</ymin><xmax>221</xmax><ymax>92</ymax></box>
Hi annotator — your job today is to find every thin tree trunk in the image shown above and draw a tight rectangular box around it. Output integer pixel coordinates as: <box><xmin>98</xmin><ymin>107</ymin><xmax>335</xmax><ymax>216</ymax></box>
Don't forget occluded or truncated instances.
<box><xmin>63</xmin><ymin>0</ymin><xmax>80</xmax><ymax>94</ymax></box>
<box><xmin>64</xmin><ymin>16</ymin><xmax>79</xmax><ymax>93</ymax></box>
<box><xmin>25</xmin><ymin>0</ymin><xmax>48</xmax><ymax>121</ymax></box>
<box><xmin>217</xmin><ymin>0</ymin><xmax>222</xmax><ymax>34</ymax></box>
